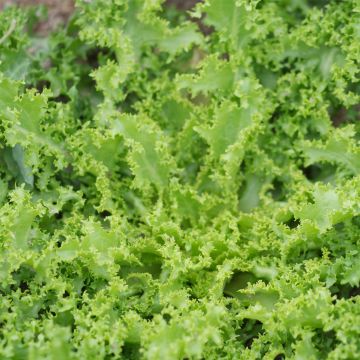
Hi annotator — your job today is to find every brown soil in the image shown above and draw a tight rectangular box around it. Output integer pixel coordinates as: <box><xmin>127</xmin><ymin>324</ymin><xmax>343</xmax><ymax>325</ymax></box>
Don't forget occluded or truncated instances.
<box><xmin>331</xmin><ymin>105</ymin><xmax>360</xmax><ymax>127</ymax></box>
<box><xmin>0</xmin><ymin>0</ymin><xmax>74</xmax><ymax>34</ymax></box>
<box><xmin>165</xmin><ymin>0</ymin><xmax>200</xmax><ymax>10</ymax></box>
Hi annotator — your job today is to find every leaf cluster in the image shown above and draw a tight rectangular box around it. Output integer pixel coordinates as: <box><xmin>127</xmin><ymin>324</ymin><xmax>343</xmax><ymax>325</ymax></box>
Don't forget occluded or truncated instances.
<box><xmin>0</xmin><ymin>0</ymin><xmax>359</xmax><ymax>359</ymax></box>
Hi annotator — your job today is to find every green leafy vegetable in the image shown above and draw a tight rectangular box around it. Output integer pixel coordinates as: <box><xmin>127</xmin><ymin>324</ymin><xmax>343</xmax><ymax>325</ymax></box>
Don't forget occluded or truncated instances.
<box><xmin>0</xmin><ymin>0</ymin><xmax>359</xmax><ymax>359</ymax></box>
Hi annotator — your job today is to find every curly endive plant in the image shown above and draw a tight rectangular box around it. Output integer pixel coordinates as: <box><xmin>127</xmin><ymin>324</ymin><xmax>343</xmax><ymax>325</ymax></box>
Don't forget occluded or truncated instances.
<box><xmin>0</xmin><ymin>0</ymin><xmax>359</xmax><ymax>359</ymax></box>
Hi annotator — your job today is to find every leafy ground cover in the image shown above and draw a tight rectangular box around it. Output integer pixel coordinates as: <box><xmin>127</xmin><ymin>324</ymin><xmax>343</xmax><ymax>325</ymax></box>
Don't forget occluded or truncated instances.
<box><xmin>0</xmin><ymin>0</ymin><xmax>359</xmax><ymax>359</ymax></box>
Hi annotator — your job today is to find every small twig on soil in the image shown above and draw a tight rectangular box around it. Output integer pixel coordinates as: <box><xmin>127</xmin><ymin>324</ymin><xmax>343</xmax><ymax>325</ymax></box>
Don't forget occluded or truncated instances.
<box><xmin>0</xmin><ymin>19</ymin><xmax>17</xmax><ymax>45</ymax></box>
